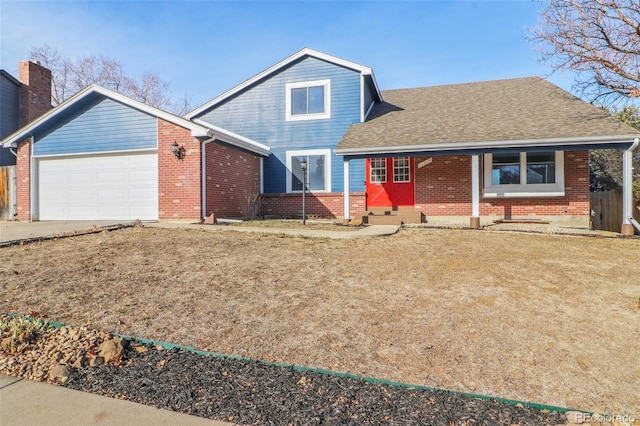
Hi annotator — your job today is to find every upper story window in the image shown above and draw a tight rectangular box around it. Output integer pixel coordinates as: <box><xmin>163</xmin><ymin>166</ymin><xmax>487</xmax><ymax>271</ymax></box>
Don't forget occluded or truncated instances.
<box><xmin>484</xmin><ymin>151</ymin><xmax>564</xmax><ymax>198</ymax></box>
<box><xmin>285</xmin><ymin>80</ymin><xmax>331</xmax><ymax>121</ymax></box>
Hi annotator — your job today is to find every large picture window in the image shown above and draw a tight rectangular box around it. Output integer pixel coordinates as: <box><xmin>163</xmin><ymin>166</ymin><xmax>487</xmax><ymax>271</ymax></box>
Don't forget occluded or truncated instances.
<box><xmin>285</xmin><ymin>80</ymin><xmax>331</xmax><ymax>121</ymax></box>
<box><xmin>526</xmin><ymin>152</ymin><xmax>556</xmax><ymax>184</ymax></box>
<box><xmin>484</xmin><ymin>151</ymin><xmax>564</xmax><ymax>197</ymax></box>
<box><xmin>286</xmin><ymin>149</ymin><xmax>331</xmax><ymax>192</ymax></box>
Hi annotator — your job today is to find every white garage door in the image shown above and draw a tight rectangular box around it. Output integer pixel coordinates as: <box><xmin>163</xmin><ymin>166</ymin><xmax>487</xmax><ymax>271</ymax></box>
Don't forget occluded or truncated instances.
<box><xmin>37</xmin><ymin>152</ymin><xmax>158</xmax><ymax>220</ymax></box>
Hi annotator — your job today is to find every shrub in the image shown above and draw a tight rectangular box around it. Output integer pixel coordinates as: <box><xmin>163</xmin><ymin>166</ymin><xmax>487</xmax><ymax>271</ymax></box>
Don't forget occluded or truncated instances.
<box><xmin>0</xmin><ymin>316</ymin><xmax>50</xmax><ymax>354</ymax></box>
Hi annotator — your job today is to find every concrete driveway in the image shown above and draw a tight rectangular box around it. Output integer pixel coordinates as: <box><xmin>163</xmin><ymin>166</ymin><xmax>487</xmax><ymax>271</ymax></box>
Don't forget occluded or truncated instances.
<box><xmin>0</xmin><ymin>221</ymin><xmax>134</xmax><ymax>244</ymax></box>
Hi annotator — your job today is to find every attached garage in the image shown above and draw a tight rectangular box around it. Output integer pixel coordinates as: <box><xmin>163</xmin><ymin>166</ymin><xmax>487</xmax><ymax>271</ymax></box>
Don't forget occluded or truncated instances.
<box><xmin>36</xmin><ymin>151</ymin><xmax>158</xmax><ymax>220</ymax></box>
<box><xmin>2</xmin><ymin>84</ymin><xmax>270</xmax><ymax>222</ymax></box>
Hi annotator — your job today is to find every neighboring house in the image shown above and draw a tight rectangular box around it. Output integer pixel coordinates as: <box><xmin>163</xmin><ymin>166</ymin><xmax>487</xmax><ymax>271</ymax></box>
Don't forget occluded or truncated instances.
<box><xmin>2</xmin><ymin>48</ymin><xmax>639</xmax><ymax>233</ymax></box>
<box><xmin>0</xmin><ymin>61</ymin><xmax>52</xmax><ymax>166</ymax></box>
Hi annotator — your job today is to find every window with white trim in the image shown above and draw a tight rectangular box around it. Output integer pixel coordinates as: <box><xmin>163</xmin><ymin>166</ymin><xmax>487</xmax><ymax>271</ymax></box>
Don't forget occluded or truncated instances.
<box><xmin>393</xmin><ymin>157</ymin><xmax>410</xmax><ymax>183</ymax></box>
<box><xmin>285</xmin><ymin>80</ymin><xmax>331</xmax><ymax>121</ymax></box>
<box><xmin>286</xmin><ymin>149</ymin><xmax>331</xmax><ymax>192</ymax></box>
<box><xmin>370</xmin><ymin>158</ymin><xmax>386</xmax><ymax>183</ymax></box>
<box><xmin>484</xmin><ymin>151</ymin><xmax>564</xmax><ymax>198</ymax></box>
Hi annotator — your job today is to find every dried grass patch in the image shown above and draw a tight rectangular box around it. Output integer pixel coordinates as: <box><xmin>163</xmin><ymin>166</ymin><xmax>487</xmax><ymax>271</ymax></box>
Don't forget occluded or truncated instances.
<box><xmin>1</xmin><ymin>227</ymin><xmax>638</xmax><ymax>414</ymax></box>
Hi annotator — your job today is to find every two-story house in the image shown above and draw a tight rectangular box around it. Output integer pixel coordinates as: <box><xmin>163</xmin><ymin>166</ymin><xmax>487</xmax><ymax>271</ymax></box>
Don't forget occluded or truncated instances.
<box><xmin>186</xmin><ymin>48</ymin><xmax>382</xmax><ymax>220</ymax></box>
<box><xmin>2</xmin><ymin>48</ymin><xmax>638</xmax><ymax>233</ymax></box>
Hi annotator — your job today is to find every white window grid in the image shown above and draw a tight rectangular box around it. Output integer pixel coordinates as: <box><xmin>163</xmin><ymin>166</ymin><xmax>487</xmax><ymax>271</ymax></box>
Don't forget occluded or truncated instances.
<box><xmin>393</xmin><ymin>157</ymin><xmax>410</xmax><ymax>183</ymax></box>
<box><xmin>370</xmin><ymin>158</ymin><xmax>386</xmax><ymax>183</ymax></box>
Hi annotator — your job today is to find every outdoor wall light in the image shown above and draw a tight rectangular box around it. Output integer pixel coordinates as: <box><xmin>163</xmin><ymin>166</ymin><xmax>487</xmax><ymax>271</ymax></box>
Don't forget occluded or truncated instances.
<box><xmin>172</xmin><ymin>141</ymin><xmax>186</xmax><ymax>160</ymax></box>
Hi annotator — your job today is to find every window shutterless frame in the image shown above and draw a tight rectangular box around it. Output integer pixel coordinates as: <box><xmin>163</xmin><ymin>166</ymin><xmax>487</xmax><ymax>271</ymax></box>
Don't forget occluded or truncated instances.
<box><xmin>483</xmin><ymin>151</ymin><xmax>565</xmax><ymax>198</ymax></box>
<box><xmin>286</xmin><ymin>149</ymin><xmax>332</xmax><ymax>193</ymax></box>
<box><xmin>285</xmin><ymin>80</ymin><xmax>331</xmax><ymax>121</ymax></box>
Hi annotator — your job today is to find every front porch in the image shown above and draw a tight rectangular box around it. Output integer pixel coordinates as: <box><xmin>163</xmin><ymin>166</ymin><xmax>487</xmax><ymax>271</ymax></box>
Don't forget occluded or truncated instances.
<box><xmin>341</xmin><ymin>147</ymin><xmax>638</xmax><ymax>234</ymax></box>
<box><xmin>334</xmin><ymin>76</ymin><xmax>640</xmax><ymax>235</ymax></box>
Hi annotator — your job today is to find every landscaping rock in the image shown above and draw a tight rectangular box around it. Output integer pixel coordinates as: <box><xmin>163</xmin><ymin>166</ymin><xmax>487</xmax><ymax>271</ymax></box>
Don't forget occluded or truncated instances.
<box><xmin>89</xmin><ymin>356</ymin><xmax>105</xmax><ymax>367</ymax></box>
<box><xmin>98</xmin><ymin>338</ymin><xmax>124</xmax><ymax>363</ymax></box>
<box><xmin>48</xmin><ymin>363</ymin><xmax>72</xmax><ymax>383</ymax></box>
<box><xmin>0</xmin><ymin>315</ymin><xmax>569</xmax><ymax>425</ymax></box>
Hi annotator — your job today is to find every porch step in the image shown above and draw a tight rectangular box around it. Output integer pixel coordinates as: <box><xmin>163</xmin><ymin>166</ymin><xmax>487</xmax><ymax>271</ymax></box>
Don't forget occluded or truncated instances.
<box><xmin>360</xmin><ymin>207</ymin><xmax>424</xmax><ymax>225</ymax></box>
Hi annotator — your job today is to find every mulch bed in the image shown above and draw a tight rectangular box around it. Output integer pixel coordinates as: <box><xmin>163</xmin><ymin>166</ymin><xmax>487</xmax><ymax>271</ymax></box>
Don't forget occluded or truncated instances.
<box><xmin>64</xmin><ymin>341</ymin><xmax>566</xmax><ymax>425</ymax></box>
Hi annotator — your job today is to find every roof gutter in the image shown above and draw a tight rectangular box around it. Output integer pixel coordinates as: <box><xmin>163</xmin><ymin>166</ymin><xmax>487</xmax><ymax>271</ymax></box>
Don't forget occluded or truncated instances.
<box><xmin>193</xmin><ymin>119</ymin><xmax>270</xmax><ymax>157</ymax></box>
<box><xmin>335</xmin><ymin>135</ymin><xmax>639</xmax><ymax>156</ymax></box>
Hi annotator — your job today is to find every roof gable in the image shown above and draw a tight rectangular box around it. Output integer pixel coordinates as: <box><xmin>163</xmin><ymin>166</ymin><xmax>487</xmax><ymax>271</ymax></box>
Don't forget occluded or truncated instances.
<box><xmin>2</xmin><ymin>84</ymin><xmax>270</xmax><ymax>156</ymax></box>
<box><xmin>336</xmin><ymin>77</ymin><xmax>640</xmax><ymax>155</ymax></box>
<box><xmin>1</xmin><ymin>85</ymin><xmax>210</xmax><ymax>149</ymax></box>
<box><xmin>187</xmin><ymin>48</ymin><xmax>381</xmax><ymax>119</ymax></box>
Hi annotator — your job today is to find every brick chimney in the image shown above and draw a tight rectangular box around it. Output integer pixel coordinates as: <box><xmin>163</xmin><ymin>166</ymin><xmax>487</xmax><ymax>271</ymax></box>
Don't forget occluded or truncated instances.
<box><xmin>19</xmin><ymin>60</ymin><xmax>52</xmax><ymax>126</ymax></box>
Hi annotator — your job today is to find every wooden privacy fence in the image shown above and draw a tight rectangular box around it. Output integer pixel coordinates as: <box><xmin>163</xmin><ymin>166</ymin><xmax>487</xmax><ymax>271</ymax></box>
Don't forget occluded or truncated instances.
<box><xmin>0</xmin><ymin>166</ymin><xmax>17</xmax><ymax>219</ymax></box>
<box><xmin>589</xmin><ymin>190</ymin><xmax>639</xmax><ymax>233</ymax></box>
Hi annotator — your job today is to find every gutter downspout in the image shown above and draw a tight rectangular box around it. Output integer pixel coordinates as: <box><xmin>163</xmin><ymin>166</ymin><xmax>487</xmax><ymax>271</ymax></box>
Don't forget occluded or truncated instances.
<box><xmin>622</xmin><ymin>137</ymin><xmax>640</xmax><ymax>235</ymax></box>
<box><xmin>201</xmin><ymin>136</ymin><xmax>216</xmax><ymax>221</ymax></box>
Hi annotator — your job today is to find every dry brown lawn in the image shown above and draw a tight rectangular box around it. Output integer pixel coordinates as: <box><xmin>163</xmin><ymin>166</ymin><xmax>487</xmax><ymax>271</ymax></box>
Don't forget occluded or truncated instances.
<box><xmin>1</xmin><ymin>226</ymin><xmax>638</xmax><ymax>415</ymax></box>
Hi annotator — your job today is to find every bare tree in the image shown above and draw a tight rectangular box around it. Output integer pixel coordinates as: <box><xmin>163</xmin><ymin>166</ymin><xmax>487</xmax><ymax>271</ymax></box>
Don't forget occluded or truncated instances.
<box><xmin>30</xmin><ymin>44</ymin><xmax>191</xmax><ymax>115</ymax></box>
<box><xmin>531</xmin><ymin>0</ymin><xmax>640</xmax><ymax>104</ymax></box>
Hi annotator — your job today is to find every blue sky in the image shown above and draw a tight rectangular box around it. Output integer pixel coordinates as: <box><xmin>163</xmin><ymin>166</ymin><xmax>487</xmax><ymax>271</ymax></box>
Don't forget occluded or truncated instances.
<box><xmin>0</xmin><ymin>1</ymin><xmax>571</xmax><ymax>110</ymax></box>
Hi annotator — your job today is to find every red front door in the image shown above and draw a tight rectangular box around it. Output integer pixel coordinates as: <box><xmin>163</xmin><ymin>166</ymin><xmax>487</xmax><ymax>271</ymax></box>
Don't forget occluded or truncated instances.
<box><xmin>366</xmin><ymin>157</ymin><xmax>414</xmax><ymax>207</ymax></box>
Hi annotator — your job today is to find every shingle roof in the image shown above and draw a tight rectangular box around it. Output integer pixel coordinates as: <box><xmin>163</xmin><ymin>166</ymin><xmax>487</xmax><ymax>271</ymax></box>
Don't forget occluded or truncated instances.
<box><xmin>336</xmin><ymin>77</ymin><xmax>639</xmax><ymax>155</ymax></box>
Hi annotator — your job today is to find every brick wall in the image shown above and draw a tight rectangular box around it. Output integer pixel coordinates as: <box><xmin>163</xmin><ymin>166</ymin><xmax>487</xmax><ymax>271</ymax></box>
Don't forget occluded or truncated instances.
<box><xmin>261</xmin><ymin>192</ymin><xmax>366</xmax><ymax>219</ymax></box>
<box><xmin>15</xmin><ymin>139</ymin><xmax>31</xmax><ymax>220</ymax></box>
<box><xmin>14</xmin><ymin>61</ymin><xmax>52</xmax><ymax>220</ymax></box>
<box><xmin>19</xmin><ymin>61</ymin><xmax>52</xmax><ymax>126</ymax></box>
<box><xmin>414</xmin><ymin>151</ymin><xmax>590</xmax><ymax>218</ymax></box>
<box><xmin>204</xmin><ymin>141</ymin><xmax>261</xmax><ymax>218</ymax></box>
<box><xmin>415</xmin><ymin>155</ymin><xmax>472</xmax><ymax>216</ymax></box>
<box><xmin>157</xmin><ymin>119</ymin><xmax>202</xmax><ymax>220</ymax></box>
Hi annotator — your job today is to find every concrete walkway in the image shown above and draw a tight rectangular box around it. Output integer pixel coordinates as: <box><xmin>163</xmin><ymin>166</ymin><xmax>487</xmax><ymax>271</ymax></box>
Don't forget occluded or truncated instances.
<box><xmin>0</xmin><ymin>220</ymin><xmax>133</xmax><ymax>244</ymax></box>
<box><xmin>0</xmin><ymin>220</ymin><xmax>400</xmax><ymax>245</ymax></box>
<box><xmin>0</xmin><ymin>374</ymin><xmax>231</xmax><ymax>426</ymax></box>
<box><xmin>146</xmin><ymin>221</ymin><xmax>401</xmax><ymax>239</ymax></box>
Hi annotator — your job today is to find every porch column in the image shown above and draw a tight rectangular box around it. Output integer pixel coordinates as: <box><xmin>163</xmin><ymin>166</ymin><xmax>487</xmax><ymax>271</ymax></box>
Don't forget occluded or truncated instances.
<box><xmin>470</xmin><ymin>154</ymin><xmax>480</xmax><ymax>229</ymax></box>
<box><xmin>343</xmin><ymin>158</ymin><xmax>350</xmax><ymax>223</ymax></box>
<box><xmin>621</xmin><ymin>143</ymin><xmax>635</xmax><ymax>235</ymax></box>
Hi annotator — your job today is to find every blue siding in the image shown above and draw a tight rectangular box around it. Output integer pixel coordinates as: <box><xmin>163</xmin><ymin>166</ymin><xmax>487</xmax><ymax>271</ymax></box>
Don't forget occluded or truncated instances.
<box><xmin>0</xmin><ymin>73</ymin><xmax>21</xmax><ymax>165</ymax></box>
<box><xmin>363</xmin><ymin>79</ymin><xmax>375</xmax><ymax>119</ymax></box>
<box><xmin>33</xmin><ymin>96</ymin><xmax>157</xmax><ymax>156</ymax></box>
<box><xmin>349</xmin><ymin>158</ymin><xmax>365</xmax><ymax>192</ymax></box>
<box><xmin>197</xmin><ymin>56</ymin><xmax>364</xmax><ymax>193</ymax></box>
